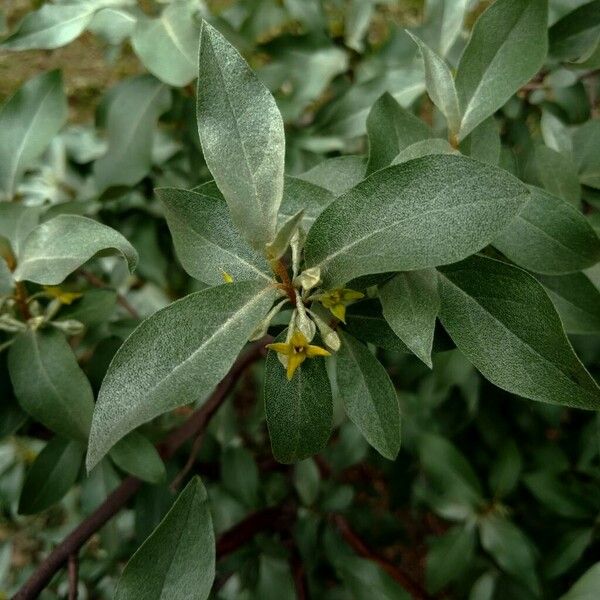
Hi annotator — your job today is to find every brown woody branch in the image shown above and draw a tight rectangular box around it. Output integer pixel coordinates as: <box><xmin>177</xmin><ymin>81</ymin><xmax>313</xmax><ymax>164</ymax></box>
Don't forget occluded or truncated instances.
<box><xmin>67</xmin><ymin>554</ymin><xmax>78</xmax><ymax>600</ymax></box>
<box><xmin>13</xmin><ymin>339</ymin><xmax>269</xmax><ymax>600</ymax></box>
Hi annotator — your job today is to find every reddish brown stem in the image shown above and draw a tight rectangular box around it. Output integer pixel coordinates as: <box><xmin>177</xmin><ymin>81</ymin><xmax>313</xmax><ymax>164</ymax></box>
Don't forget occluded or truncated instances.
<box><xmin>331</xmin><ymin>514</ymin><xmax>431</xmax><ymax>600</ymax></box>
<box><xmin>14</xmin><ymin>282</ymin><xmax>31</xmax><ymax>321</ymax></box>
<box><xmin>271</xmin><ymin>259</ymin><xmax>296</xmax><ymax>304</ymax></box>
<box><xmin>67</xmin><ymin>554</ymin><xmax>78</xmax><ymax>600</ymax></box>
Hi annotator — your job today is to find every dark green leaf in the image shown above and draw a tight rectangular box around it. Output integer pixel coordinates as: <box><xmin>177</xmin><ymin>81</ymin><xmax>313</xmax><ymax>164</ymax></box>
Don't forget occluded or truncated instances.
<box><xmin>336</xmin><ymin>332</ymin><xmax>401</xmax><ymax>460</ymax></box>
<box><xmin>549</xmin><ymin>1</ymin><xmax>600</xmax><ymax>62</ymax></box>
<box><xmin>426</xmin><ymin>524</ymin><xmax>476</xmax><ymax>593</ymax></box>
<box><xmin>537</xmin><ymin>272</ymin><xmax>600</xmax><ymax>334</ymax></box>
<box><xmin>527</xmin><ymin>145</ymin><xmax>580</xmax><ymax>206</ymax></box>
<box><xmin>8</xmin><ymin>328</ymin><xmax>94</xmax><ymax>442</ymax></box>
<box><xmin>455</xmin><ymin>0</ymin><xmax>548</xmax><ymax>139</ymax></box>
<box><xmin>337</xmin><ymin>556</ymin><xmax>411</xmax><ymax>600</ymax></box>
<box><xmin>221</xmin><ymin>446</ymin><xmax>259</xmax><ymax>507</ymax></box>
<box><xmin>493</xmin><ymin>186</ymin><xmax>600</xmax><ymax>275</ymax></box>
<box><xmin>109</xmin><ymin>431</ymin><xmax>166</xmax><ymax>485</ymax></box>
<box><xmin>366</xmin><ymin>92</ymin><xmax>431</xmax><ymax>175</ymax></box>
<box><xmin>380</xmin><ymin>269</ymin><xmax>439</xmax><ymax>367</ymax></box>
<box><xmin>479</xmin><ymin>513</ymin><xmax>539</xmax><ymax>595</ymax></box>
<box><xmin>438</xmin><ymin>255</ymin><xmax>600</xmax><ymax>409</ymax></box>
<box><xmin>573</xmin><ymin>120</ymin><xmax>600</xmax><ymax>189</ymax></box>
<box><xmin>18</xmin><ymin>436</ymin><xmax>84</xmax><ymax>514</ymax></box>
<box><xmin>115</xmin><ymin>476</ymin><xmax>215</xmax><ymax>600</ymax></box>
<box><xmin>264</xmin><ymin>331</ymin><xmax>332</xmax><ymax>463</ymax></box>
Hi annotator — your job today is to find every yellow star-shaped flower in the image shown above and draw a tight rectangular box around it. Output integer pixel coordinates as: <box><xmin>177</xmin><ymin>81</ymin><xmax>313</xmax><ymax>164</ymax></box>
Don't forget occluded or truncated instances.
<box><xmin>267</xmin><ymin>330</ymin><xmax>331</xmax><ymax>380</ymax></box>
<box><xmin>318</xmin><ymin>288</ymin><xmax>364</xmax><ymax>322</ymax></box>
<box><xmin>43</xmin><ymin>286</ymin><xmax>83</xmax><ymax>305</ymax></box>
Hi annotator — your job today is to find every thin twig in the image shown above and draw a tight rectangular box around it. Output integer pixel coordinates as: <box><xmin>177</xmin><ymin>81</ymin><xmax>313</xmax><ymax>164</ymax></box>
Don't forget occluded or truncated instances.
<box><xmin>216</xmin><ymin>505</ymin><xmax>293</xmax><ymax>558</ymax></box>
<box><xmin>67</xmin><ymin>554</ymin><xmax>78</xmax><ymax>600</ymax></box>
<box><xmin>12</xmin><ymin>340</ymin><xmax>269</xmax><ymax>600</ymax></box>
<box><xmin>331</xmin><ymin>514</ymin><xmax>431</xmax><ymax>600</ymax></box>
<box><xmin>78</xmin><ymin>269</ymin><xmax>139</xmax><ymax>319</ymax></box>
<box><xmin>287</xmin><ymin>538</ymin><xmax>308</xmax><ymax>600</ymax></box>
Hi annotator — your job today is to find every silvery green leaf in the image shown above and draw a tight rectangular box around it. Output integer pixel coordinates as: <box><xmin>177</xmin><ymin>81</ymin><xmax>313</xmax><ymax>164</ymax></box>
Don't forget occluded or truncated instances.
<box><xmin>295</xmin><ymin>266</ymin><xmax>321</xmax><ymax>293</ymax></box>
<box><xmin>528</xmin><ymin>145</ymin><xmax>580</xmax><ymax>206</ymax></box>
<box><xmin>89</xmin><ymin>7</ymin><xmax>136</xmax><ymax>46</ymax></box>
<box><xmin>14</xmin><ymin>215</ymin><xmax>138</xmax><ymax>285</ymax></box>
<box><xmin>337</xmin><ymin>331</ymin><xmax>401</xmax><ymax>460</ymax></box>
<box><xmin>541</xmin><ymin>110</ymin><xmax>573</xmax><ymax>156</ymax></box>
<box><xmin>560</xmin><ymin>561</ymin><xmax>600</xmax><ymax>600</ymax></box>
<box><xmin>18</xmin><ymin>436</ymin><xmax>84</xmax><ymax>515</ymax></box>
<box><xmin>109</xmin><ymin>431</ymin><xmax>166</xmax><ymax>484</ymax></box>
<box><xmin>422</xmin><ymin>0</ymin><xmax>468</xmax><ymax>57</ymax></box>
<box><xmin>304</xmin><ymin>154</ymin><xmax>528</xmax><ymax>288</ymax></box>
<box><xmin>132</xmin><ymin>1</ymin><xmax>200</xmax><ymax>87</ymax></box>
<box><xmin>0</xmin><ymin>204</ymin><xmax>40</xmax><ymax>257</ymax></box>
<box><xmin>158</xmin><ymin>187</ymin><xmax>271</xmax><ymax>285</ymax></box>
<box><xmin>549</xmin><ymin>0</ymin><xmax>600</xmax><ymax>62</ymax></box>
<box><xmin>0</xmin><ymin>71</ymin><xmax>67</xmax><ymax>200</ymax></box>
<box><xmin>391</xmin><ymin>138</ymin><xmax>455</xmax><ymax>165</ymax></box>
<box><xmin>380</xmin><ymin>269</ymin><xmax>439</xmax><ymax>368</ymax></box>
<box><xmin>8</xmin><ymin>328</ymin><xmax>94</xmax><ymax>442</ymax></box>
<box><xmin>493</xmin><ymin>186</ymin><xmax>600</xmax><ymax>275</ymax></box>
<box><xmin>366</xmin><ymin>92</ymin><xmax>431</xmax><ymax>175</ymax></box>
<box><xmin>407</xmin><ymin>32</ymin><xmax>461</xmax><ymax>136</ymax></box>
<box><xmin>455</xmin><ymin>0</ymin><xmax>548</xmax><ymax>139</ymax></box>
<box><xmin>264</xmin><ymin>331</ymin><xmax>332</xmax><ymax>463</ymax></box>
<box><xmin>459</xmin><ymin>116</ymin><xmax>501</xmax><ymax>165</ymax></box>
<box><xmin>537</xmin><ymin>272</ymin><xmax>600</xmax><ymax>334</ymax></box>
<box><xmin>293</xmin><ymin>295</ymin><xmax>316</xmax><ymax>341</ymax></box>
<box><xmin>115</xmin><ymin>477</ymin><xmax>215</xmax><ymax>600</ymax></box>
<box><xmin>308</xmin><ymin>304</ymin><xmax>340</xmax><ymax>351</ymax></box>
<box><xmin>299</xmin><ymin>156</ymin><xmax>367</xmax><ymax>196</ymax></box>
<box><xmin>266</xmin><ymin>210</ymin><xmax>304</xmax><ymax>260</ymax></box>
<box><xmin>197</xmin><ymin>20</ymin><xmax>285</xmax><ymax>250</ymax></box>
<box><xmin>94</xmin><ymin>76</ymin><xmax>171</xmax><ymax>191</ymax></box>
<box><xmin>438</xmin><ymin>255</ymin><xmax>600</xmax><ymax>410</ymax></box>
<box><xmin>573</xmin><ymin>120</ymin><xmax>600</xmax><ymax>189</ymax></box>
<box><xmin>87</xmin><ymin>281</ymin><xmax>279</xmax><ymax>470</ymax></box>
<box><xmin>0</xmin><ymin>4</ymin><xmax>95</xmax><ymax>50</ymax></box>
<box><xmin>344</xmin><ymin>0</ymin><xmax>373</xmax><ymax>52</ymax></box>
<box><xmin>279</xmin><ymin>176</ymin><xmax>335</xmax><ymax>229</ymax></box>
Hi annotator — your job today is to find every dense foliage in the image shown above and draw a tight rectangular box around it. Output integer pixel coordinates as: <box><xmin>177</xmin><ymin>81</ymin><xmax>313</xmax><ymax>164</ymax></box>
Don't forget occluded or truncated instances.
<box><xmin>1</xmin><ymin>0</ymin><xmax>600</xmax><ymax>598</ymax></box>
